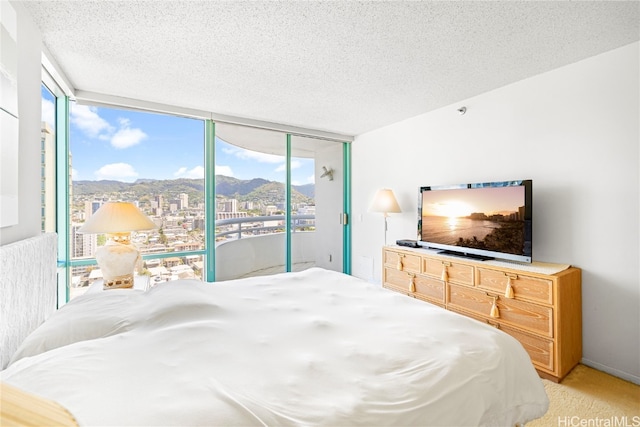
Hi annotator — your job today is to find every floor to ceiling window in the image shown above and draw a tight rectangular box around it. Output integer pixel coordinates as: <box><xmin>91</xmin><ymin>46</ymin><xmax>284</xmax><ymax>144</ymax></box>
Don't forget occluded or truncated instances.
<box><xmin>40</xmin><ymin>83</ymin><xmax>57</xmax><ymax>233</ymax></box>
<box><xmin>67</xmin><ymin>103</ymin><xmax>205</xmax><ymax>299</ymax></box>
<box><xmin>51</xmin><ymin>99</ymin><xmax>350</xmax><ymax>301</ymax></box>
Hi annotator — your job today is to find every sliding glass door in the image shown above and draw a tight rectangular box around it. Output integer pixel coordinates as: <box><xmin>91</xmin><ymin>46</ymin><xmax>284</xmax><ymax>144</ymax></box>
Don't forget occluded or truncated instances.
<box><xmin>213</xmin><ymin>124</ymin><xmax>287</xmax><ymax>280</ymax></box>
<box><xmin>291</xmin><ymin>135</ymin><xmax>344</xmax><ymax>273</ymax></box>
<box><xmin>214</xmin><ymin>124</ymin><xmax>346</xmax><ymax>280</ymax></box>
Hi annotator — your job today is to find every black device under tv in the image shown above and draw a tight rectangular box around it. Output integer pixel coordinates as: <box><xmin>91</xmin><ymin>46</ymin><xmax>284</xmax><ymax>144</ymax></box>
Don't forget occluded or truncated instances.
<box><xmin>436</xmin><ymin>249</ymin><xmax>495</xmax><ymax>261</ymax></box>
<box><xmin>396</xmin><ymin>239</ymin><xmax>420</xmax><ymax>248</ymax></box>
<box><xmin>417</xmin><ymin>180</ymin><xmax>532</xmax><ymax>263</ymax></box>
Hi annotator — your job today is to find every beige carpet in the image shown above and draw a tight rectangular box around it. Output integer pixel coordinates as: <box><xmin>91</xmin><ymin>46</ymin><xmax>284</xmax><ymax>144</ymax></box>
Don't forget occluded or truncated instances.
<box><xmin>528</xmin><ymin>364</ymin><xmax>640</xmax><ymax>426</ymax></box>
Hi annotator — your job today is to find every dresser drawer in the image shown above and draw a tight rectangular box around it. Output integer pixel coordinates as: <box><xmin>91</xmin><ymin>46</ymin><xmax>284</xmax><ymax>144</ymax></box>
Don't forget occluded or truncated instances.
<box><xmin>448</xmin><ymin>306</ymin><xmax>487</xmax><ymax>324</ymax></box>
<box><xmin>384</xmin><ymin>250</ymin><xmax>421</xmax><ymax>273</ymax></box>
<box><xmin>384</xmin><ymin>267</ymin><xmax>414</xmax><ymax>293</ymax></box>
<box><xmin>423</xmin><ymin>258</ymin><xmax>474</xmax><ymax>286</ymax></box>
<box><xmin>477</xmin><ymin>268</ymin><xmax>553</xmax><ymax>305</ymax></box>
<box><xmin>449</xmin><ymin>307</ymin><xmax>555</xmax><ymax>372</ymax></box>
<box><xmin>498</xmin><ymin>324</ymin><xmax>554</xmax><ymax>372</ymax></box>
<box><xmin>447</xmin><ymin>284</ymin><xmax>554</xmax><ymax>338</ymax></box>
<box><xmin>412</xmin><ymin>275</ymin><xmax>445</xmax><ymax>304</ymax></box>
<box><xmin>383</xmin><ymin>283</ymin><xmax>409</xmax><ymax>296</ymax></box>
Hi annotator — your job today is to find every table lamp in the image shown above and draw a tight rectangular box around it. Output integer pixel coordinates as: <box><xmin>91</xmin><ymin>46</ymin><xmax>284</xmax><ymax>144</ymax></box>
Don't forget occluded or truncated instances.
<box><xmin>78</xmin><ymin>202</ymin><xmax>157</xmax><ymax>290</ymax></box>
<box><xmin>369</xmin><ymin>188</ymin><xmax>401</xmax><ymax>246</ymax></box>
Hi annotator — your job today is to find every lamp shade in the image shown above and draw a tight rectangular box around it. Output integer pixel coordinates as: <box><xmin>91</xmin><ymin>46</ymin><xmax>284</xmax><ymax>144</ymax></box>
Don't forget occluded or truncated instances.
<box><xmin>369</xmin><ymin>189</ymin><xmax>401</xmax><ymax>216</ymax></box>
<box><xmin>78</xmin><ymin>202</ymin><xmax>157</xmax><ymax>234</ymax></box>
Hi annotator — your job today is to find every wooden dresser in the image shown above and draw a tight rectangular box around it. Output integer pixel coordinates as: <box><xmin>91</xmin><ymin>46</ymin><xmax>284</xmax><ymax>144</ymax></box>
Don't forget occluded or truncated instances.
<box><xmin>382</xmin><ymin>246</ymin><xmax>582</xmax><ymax>382</ymax></box>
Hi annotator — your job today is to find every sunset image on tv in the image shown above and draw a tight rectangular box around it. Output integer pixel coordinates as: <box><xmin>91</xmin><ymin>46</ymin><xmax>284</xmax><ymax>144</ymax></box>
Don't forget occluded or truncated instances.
<box><xmin>421</xmin><ymin>186</ymin><xmax>527</xmax><ymax>256</ymax></box>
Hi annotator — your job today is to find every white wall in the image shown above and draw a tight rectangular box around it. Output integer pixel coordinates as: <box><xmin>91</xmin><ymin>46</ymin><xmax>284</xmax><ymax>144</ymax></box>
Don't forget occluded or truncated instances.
<box><xmin>0</xmin><ymin>2</ymin><xmax>42</xmax><ymax>246</ymax></box>
<box><xmin>352</xmin><ymin>42</ymin><xmax>640</xmax><ymax>384</ymax></box>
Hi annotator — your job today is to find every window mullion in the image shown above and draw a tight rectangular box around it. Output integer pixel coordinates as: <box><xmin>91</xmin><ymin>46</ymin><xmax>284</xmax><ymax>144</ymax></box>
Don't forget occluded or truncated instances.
<box><xmin>285</xmin><ymin>134</ymin><xmax>292</xmax><ymax>272</ymax></box>
<box><xmin>56</xmin><ymin>95</ymin><xmax>71</xmax><ymax>306</ymax></box>
<box><xmin>343</xmin><ymin>142</ymin><xmax>351</xmax><ymax>275</ymax></box>
<box><xmin>205</xmin><ymin>120</ymin><xmax>216</xmax><ymax>281</ymax></box>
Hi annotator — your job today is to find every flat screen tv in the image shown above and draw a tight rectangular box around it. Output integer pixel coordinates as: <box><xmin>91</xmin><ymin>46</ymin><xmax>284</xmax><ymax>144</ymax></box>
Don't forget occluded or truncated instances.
<box><xmin>417</xmin><ymin>180</ymin><xmax>532</xmax><ymax>263</ymax></box>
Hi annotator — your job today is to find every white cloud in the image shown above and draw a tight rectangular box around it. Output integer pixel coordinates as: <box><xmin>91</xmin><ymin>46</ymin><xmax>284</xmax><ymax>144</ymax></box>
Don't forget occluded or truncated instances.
<box><xmin>71</xmin><ymin>168</ymin><xmax>79</xmax><ymax>181</ymax></box>
<box><xmin>275</xmin><ymin>160</ymin><xmax>301</xmax><ymax>173</ymax></box>
<box><xmin>215</xmin><ymin>165</ymin><xmax>234</xmax><ymax>177</ymax></box>
<box><xmin>70</xmin><ymin>104</ymin><xmax>112</xmax><ymax>137</ymax></box>
<box><xmin>293</xmin><ymin>171</ymin><xmax>315</xmax><ymax>186</ymax></box>
<box><xmin>69</xmin><ymin>106</ymin><xmax>147</xmax><ymax>150</ymax></box>
<box><xmin>173</xmin><ymin>166</ymin><xmax>205</xmax><ymax>179</ymax></box>
<box><xmin>94</xmin><ymin>163</ymin><xmax>138</xmax><ymax>182</ymax></box>
<box><xmin>235</xmin><ymin>149</ymin><xmax>284</xmax><ymax>164</ymax></box>
<box><xmin>223</xmin><ymin>145</ymin><xmax>287</xmax><ymax>170</ymax></box>
<box><xmin>41</xmin><ymin>98</ymin><xmax>55</xmax><ymax>128</ymax></box>
<box><xmin>111</xmin><ymin>127</ymin><xmax>147</xmax><ymax>149</ymax></box>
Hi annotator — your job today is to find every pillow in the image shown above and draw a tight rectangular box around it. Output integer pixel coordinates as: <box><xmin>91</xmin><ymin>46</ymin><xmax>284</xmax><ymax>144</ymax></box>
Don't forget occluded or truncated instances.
<box><xmin>9</xmin><ymin>290</ymin><xmax>143</xmax><ymax>365</ymax></box>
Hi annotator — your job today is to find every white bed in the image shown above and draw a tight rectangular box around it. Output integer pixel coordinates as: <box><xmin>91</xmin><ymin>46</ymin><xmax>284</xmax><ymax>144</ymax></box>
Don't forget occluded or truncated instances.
<box><xmin>1</xmin><ymin>267</ymin><xmax>548</xmax><ymax>426</ymax></box>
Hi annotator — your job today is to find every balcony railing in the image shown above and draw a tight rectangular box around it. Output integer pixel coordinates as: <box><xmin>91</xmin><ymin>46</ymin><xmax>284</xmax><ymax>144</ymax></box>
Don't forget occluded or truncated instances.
<box><xmin>215</xmin><ymin>214</ymin><xmax>316</xmax><ymax>240</ymax></box>
<box><xmin>70</xmin><ymin>214</ymin><xmax>318</xmax><ymax>298</ymax></box>
<box><xmin>214</xmin><ymin>214</ymin><xmax>317</xmax><ymax>281</ymax></box>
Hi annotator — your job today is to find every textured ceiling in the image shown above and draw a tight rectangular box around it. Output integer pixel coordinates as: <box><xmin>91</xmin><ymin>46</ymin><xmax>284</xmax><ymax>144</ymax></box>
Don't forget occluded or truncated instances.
<box><xmin>22</xmin><ymin>0</ymin><xmax>640</xmax><ymax>137</ymax></box>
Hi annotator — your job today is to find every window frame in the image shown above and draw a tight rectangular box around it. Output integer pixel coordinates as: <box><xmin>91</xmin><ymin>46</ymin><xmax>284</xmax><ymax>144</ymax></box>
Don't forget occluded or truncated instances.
<box><xmin>43</xmin><ymin>69</ymin><xmax>352</xmax><ymax>306</ymax></box>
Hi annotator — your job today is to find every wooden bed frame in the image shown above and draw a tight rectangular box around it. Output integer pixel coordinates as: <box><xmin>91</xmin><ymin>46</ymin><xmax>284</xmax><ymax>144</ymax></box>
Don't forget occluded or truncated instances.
<box><xmin>0</xmin><ymin>382</ymin><xmax>78</xmax><ymax>426</ymax></box>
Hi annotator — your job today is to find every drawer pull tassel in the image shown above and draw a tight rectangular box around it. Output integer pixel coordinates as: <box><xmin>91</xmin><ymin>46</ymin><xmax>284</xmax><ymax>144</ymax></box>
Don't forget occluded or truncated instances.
<box><xmin>397</xmin><ymin>255</ymin><xmax>404</xmax><ymax>271</ymax></box>
<box><xmin>409</xmin><ymin>275</ymin><xmax>416</xmax><ymax>293</ymax></box>
<box><xmin>505</xmin><ymin>276</ymin><xmax>515</xmax><ymax>299</ymax></box>
<box><xmin>441</xmin><ymin>266</ymin><xmax>448</xmax><ymax>282</ymax></box>
<box><xmin>490</xmin><ymin>296</ymin><xmax>500</xmax><ymax>318</ymax></box>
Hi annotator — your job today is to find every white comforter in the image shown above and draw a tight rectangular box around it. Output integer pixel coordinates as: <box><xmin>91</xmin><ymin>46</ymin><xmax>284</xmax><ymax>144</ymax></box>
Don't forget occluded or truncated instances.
<box><xmin>2</xmin><ymin>268</ymin><xmax>548</xmax><ymax>426</ymax></box>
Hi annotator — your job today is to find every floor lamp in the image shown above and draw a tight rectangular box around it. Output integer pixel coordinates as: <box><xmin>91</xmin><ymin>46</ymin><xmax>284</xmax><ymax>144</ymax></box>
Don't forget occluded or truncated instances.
<box><xmin>370</xmin><ymin>189</ymin><xmax>401</xmax><ymax>246</ymax></box>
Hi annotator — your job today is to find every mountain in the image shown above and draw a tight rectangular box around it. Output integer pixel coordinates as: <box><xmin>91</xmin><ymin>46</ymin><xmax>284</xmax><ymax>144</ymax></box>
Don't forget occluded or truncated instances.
<box><xmin>73</xmin><ymin>178</ymin><xmax>205</xmax><ymax>198</ymax></box>
<box><xmin>293</xmin><ymin>183</ymin><xmax>314</xmax><ymax>199</ymax></box>
<box><xmin>215</xmin><ymin>176</ymin><xmax>270</xmax><ymax>196</ymax></box>
<box><xmin>72</xmin><ymin>176</ymin><xmax>315</xmax><ymax>205</ymax></box>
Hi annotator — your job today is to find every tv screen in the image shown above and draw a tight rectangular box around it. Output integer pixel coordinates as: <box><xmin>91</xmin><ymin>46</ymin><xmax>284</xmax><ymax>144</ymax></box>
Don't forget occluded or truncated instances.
<box><xmin>418</xmin><ymin>180</ymin><xmax>532</xmax><ymax>263</ymax></box>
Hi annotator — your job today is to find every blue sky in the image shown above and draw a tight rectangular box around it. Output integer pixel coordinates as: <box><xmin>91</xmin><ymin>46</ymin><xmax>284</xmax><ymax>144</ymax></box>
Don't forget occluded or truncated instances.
<box><xmin>41</xmin><ymin>88</ymin><xmax>315</xmax><ymax>185</ymax></box>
